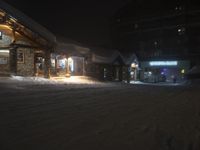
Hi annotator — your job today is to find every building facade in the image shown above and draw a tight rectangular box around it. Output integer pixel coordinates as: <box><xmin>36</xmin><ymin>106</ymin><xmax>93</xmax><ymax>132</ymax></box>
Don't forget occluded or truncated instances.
<box><xmin>111</xmin><ymin>0</ymin><xmax>200</xmax><ymax>82</ymax></box>
<box><xmin>84</xmin><ymin>47</ymin><xmax>138</xmax><ymax>82</ymax></box>
<box><xmin>139</xmin><ymin>60</ymin><xmax>190</xmax><ymax>83</ymax></box>
<box><xmin>51</xmin><ymin>37</ymin><xmax>90</xmax><ymax>77</ymax></box>
<box><xmin>0</xmin><ymin>1</ymin><xmax>139</xmax><ymax>83</ymax></box>
<box><xmin>0</xmin><ymin>1</ymin><xmax>56</xmax><ymax>77</ymax></box>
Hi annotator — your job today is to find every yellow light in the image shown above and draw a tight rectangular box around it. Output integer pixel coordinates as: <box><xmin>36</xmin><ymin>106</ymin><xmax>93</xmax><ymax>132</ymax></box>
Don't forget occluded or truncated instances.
<box><xmin>131</xmin><ymin>63</ymin><xmax>136</xmax><ymax>68</ymax></box>
<box><xmin>181</xmin><ymin>69</ymin><xmax>185</xmax><ymax>74</ymax></box>
<box><xmin>0</xmin><ymin>24</ymin><xmax>12</xmax><ymax>30</ymax></box>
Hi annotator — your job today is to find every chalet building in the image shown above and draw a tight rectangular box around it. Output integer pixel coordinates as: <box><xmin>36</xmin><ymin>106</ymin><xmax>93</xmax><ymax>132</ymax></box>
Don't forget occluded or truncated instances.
<box><xmin>52</xmin><ymin>37</ymin><xmax>90</xmax><ymax>77</ymax></box>
<box><xmin>0</xmin><ymin>1</ymin><xmax>56</xmax><ymax>77</ymax></box>
<box><xmin>53</xmin><ymin>38</ymin><xmax>139</xmax><ymax>82</ymax></box>
<box><xmin>0</xmin><ymin>1</ymin><xmax>139</xmax><ymax>83</ymax></box>
<box><xmin>111</xmin><ymin>0</ymin><xmax>200</xmax><ymax>82</ymax></box>
<box><xmin>84</xmin><ymin>47</ymin><xmax>138</xmax><ymax>82</ymax></box>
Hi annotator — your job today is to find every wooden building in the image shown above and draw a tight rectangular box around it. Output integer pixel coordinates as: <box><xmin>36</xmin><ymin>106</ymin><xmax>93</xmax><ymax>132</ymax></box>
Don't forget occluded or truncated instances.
<box><xmin>0</xmin><ymin>1</ymin><xmax>139</xmax><ymax>83</ymax></box>
<box><xmin>52</xmin><ymin>37</ymin><xmax>90</xmax><ymax>77</ymax></box>
<box><xmin>84</xmin><ymin>47</ymin><xmax>138</xmax><ymax>82</ymax></box>
<box><xmin>0</xmin><ymin>1</ymin><xmax>56</xmax><ymax>77</ymax></box>
<box><xmin>53</xmin><ymin>41</ymin><xmax>139</xmax><ymax>82</ymax></box>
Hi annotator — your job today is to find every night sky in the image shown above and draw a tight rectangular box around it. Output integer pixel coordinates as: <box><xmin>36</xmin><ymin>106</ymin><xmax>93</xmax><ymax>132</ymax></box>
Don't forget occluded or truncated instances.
<box><xmin>3</xmin><ymin>0</ymin><xmax>129</xmax><ymax>47</ymax></box>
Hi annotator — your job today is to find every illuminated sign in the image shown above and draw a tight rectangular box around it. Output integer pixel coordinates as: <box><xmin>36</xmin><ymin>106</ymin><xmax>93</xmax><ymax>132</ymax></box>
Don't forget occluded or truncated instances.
<box><xmin>149</xmin><ymin>61</ymin><xmax>178</xmax><ymax>66</ymax></box>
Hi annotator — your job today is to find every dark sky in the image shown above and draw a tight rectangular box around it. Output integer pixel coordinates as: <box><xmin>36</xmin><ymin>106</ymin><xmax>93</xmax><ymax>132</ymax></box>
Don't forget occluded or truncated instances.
<box><xmin>3</xmin><ymin>0</ymin><xmax>129</xmax><ymax>47</ymax></box>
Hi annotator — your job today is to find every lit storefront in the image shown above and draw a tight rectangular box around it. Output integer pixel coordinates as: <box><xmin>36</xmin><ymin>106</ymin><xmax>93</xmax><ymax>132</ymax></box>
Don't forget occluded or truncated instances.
<box><xmin>53</xmin><ymin>37</ymin><xmax>90</xmax><ymax>77</ymax></box>
<box><xmin>54</xmin><ymin>56</ymin><xmax>85</xmax><ymax>77</ymax></box>
<box><xmin>130</xmin><ymin>62</ymin><xmax>139</xmax><ymax>81</ymax></box>
<box><xmin>0</xmin><ymin>1</ymin><xmax>56</xmax><ymax>77</ymax></box>
<box><xmin>139</xmin><ymin>60</ymin><xmax>190</xmax><ymax>83</ymax></box>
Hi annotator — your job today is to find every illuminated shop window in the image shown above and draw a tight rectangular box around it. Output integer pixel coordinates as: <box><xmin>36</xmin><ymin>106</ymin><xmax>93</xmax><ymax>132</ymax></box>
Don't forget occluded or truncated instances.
<box><xmin>68</xmin><ymin>57</ymin><xmax>74</xmax><ymax>72</ymax></box>
<box><xmin>0</xmin><ymin>50</ymin><xmax>9</xmax><ymax>64</ymax></box>
<box><xmin>0</xmin><ymin>31</ymin><xmax>2</xmax><ymax>40</ymax></box>
<box><xmin>58</xmin><ymin>58</ymin><xmax>66</xmax><ymax>69</ymax></box>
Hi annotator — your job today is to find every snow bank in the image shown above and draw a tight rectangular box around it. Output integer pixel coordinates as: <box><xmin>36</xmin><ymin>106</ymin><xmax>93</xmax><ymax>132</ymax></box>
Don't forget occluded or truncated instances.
<box><xmin>11</xmin><ymin>75</ymin><xmax>55</xmax><ymax>83</ymax></box>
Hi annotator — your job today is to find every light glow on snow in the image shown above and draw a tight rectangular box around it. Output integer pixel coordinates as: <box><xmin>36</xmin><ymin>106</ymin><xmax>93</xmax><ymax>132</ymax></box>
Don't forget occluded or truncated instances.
<box><xmin>51</xmin><ymin>76</ymin><xmax>98</xmax><ymax>84</ymax></box>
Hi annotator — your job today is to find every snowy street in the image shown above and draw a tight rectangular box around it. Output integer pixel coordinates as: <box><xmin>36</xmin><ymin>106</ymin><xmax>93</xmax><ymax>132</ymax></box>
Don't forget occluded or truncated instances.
<box><xmin>0</xmin><ymin>77</ymin><xmax>200</xmax><ymax>150</ymax></box>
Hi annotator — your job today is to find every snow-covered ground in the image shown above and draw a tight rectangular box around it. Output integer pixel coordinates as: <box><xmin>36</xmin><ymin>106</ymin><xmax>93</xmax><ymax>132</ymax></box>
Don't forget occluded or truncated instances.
<box><xmin>0</xmin><ymin>76</ymin><xmax>200</xmax><ymax>150</ymax></box>
<box><xmin>0</xmin><ymin>76</ymin><xmax>118</xmax><ymax>90</ymax></box>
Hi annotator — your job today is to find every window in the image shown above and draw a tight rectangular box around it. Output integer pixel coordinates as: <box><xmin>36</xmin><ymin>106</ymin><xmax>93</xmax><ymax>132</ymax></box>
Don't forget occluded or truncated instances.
<box><xmin>17</xmin><ymin>50</ymin><xmax>24</xmax><ymax>63</ymax></box>
<box><xmin>0</xmin><ymin>50</ymin><xmax>9</xmax><ymax>64</ymax></box>
<box><xmin>0</xmin><ymin>31</ymin><xmax>2</xmax><ymax>40</ymax></box>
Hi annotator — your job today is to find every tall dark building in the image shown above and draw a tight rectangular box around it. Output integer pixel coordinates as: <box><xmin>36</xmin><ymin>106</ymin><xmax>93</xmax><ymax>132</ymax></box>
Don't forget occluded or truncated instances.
<box><xmin>111</xmin><ymin>0</ymin><xmax>200</xmax><ymax>82</ymax></box>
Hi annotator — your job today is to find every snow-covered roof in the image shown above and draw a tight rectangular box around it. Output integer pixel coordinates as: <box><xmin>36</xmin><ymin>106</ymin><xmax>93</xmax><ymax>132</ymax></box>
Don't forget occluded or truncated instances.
<box><xmin>56</xmin><ymin>36</ymin><xmax>84</xmax><ymax>46</ymax></box>
<box><xmin>122</xmin><ymin>52</ymin><xmax>138</xmax><ymax>65</ymax></box>
<box><xmin>55</xmin><ymin>37</ymin><xmax>90</xmax><ymax>56</ymax></box>
<box><xmin>90</xmin><ymin>47</ymin><xmax>138</xmax><ymax>65</ymax></box>
<box><xmin>90</xmin><ymin>47</ymin><xmax>124</xmax><ymax>64</ymax></box>
<box><xmin>0</xmin><ymin>1</ymin><xmax>56</xmax><ymax>43</ymax></box>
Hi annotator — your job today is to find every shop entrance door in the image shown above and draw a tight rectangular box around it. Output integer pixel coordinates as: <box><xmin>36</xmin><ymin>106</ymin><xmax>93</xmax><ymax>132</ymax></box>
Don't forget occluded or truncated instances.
<box><xmin>35</xmin><ymin>53</ymin><xmax>45</xmax><ymax>76</ymax></box>
<box><xmin>0</xmin><ymin>49</ymin><xmax>10</xmax><ymax>76</ymax></box>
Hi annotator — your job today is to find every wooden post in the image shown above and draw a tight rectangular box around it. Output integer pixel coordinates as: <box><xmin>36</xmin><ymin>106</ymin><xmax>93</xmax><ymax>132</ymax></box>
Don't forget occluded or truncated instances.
<box><xmin>83</xmin><ymin>57</ymin><xmax>85</xmax><ymax>76</ymax></box>
<box><xmin>119</xmin><ymin>65</ymin><xmax>123</xmax><ymax>81</ymax></box>
<box><xmin>44</xmin><ymin>50</ymin><xmax>51</xmax><ymax>78</ymax></box>
<box><xmin>9</xmin><ymin>47</ymin><xmax>17</xmax><ymax>75</ymax></box>
<box><xmin>9</xmin><ymin>29</ymin><xmax>17</xmax><ymax>76</ymax></box>
<box><xmin>126</xmin><ymin>66</ymin><xmax>130</xmax><ymax>83</ymax></box>
<box><xmin>34</xmin><ymin>54</ymin><xmax>38</xmax><ymax>76</ymax></box>
<box><xmin>66</xmin><ymin>56</ymin><xmax>70</xmax><ymax>77</ymax></box>
<box><xmin>134</xmin><ymin>68</ymin><xmax>137</xmax><ymax>81</ymax></box>
<box><xmin>55</xmin><ymin>57</ymin><xmax>58</xmax><ymax>76</ymax></box>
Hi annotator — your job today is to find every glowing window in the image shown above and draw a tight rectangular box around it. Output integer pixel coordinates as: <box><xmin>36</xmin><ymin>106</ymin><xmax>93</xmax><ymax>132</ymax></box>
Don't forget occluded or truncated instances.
<box><xmin>68</xmin><ymin>57</ymin><xmax>74</xmax><ymax>72</ymax></box>
<box><xmin>0</xmin><ymin>31</ymin><xmax>2</xmax><ymax>40</ymax></box>
<box><xmin>0</xmin><ymin>50</ymin><xmax>9</xmax><ymax>53</ymax></box>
